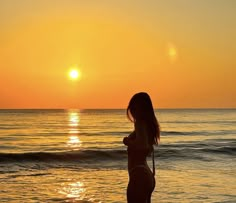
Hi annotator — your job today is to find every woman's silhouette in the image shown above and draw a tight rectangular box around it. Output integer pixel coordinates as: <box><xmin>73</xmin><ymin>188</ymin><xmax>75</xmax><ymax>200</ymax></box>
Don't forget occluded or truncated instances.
<box><xmin>123</xmin><ymin>92</ymin><xmax>160</xmax><ymax>203</ymax></box>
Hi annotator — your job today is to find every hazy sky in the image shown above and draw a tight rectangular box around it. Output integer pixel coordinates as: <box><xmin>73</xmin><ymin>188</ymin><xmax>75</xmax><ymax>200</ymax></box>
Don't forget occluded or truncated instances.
<box><xmin>0</xmin><ymin>0</ymin><xmax>235</xmax><ymax>108</ymax></box>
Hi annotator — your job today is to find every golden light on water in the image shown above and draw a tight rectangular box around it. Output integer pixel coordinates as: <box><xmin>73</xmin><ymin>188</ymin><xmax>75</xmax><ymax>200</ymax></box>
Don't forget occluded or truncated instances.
<box><xmin>68</xmin><ymin>69</ymin><xmax>81</xmax><ymax>80</ymax></box>
<box><xmin>69</xmin><ymin>112</ymin><xmax>80</xmax><ymax>127</ymax></box>
<box><xmin>67</xmin><ymin>135</ymin><xmax>82</xmax><ymax>147</ymax></box>
<box><xmin>67</xmin><ymin>111</ymin><xmax>82</xmax><ymax>149</ymax></box>
<box><xmin>59</xmin><ymin>181</ymin><xmax>86</xmax><ymax>199</ymax></box>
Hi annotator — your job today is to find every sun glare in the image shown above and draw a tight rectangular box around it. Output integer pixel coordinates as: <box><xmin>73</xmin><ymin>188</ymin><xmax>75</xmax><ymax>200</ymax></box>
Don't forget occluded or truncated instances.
<box><xmin>69</xmin><ymin>69</ymin><xmax>81</xmax><ymax>80</ymax></box>
<box><xmin>167</xmin><ymin>43</ymin><xmax>178</xmax><ymax>62</ymax></box>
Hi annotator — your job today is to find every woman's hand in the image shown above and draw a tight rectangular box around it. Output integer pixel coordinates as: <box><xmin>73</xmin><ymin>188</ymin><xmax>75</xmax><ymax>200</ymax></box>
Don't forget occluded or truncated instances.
<box><xmin>123</xmin><ymin>137</ymin><xmax>129</xmax><ymax>146</ymax></box>
<box><xmin>123</xmin><ymin>131</ymin><xmax>136</xmax><ymax>146</ymax></box>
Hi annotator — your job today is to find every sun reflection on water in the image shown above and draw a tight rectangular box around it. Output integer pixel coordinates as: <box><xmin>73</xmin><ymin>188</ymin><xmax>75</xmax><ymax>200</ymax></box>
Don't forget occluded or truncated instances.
<box><xmin>69</xmin><ymin>112</ymin><xmax>80</xmax><ymax>127</ymax></box>
<box><xmin>67</xmin><ymin>135</ymin><xmax>81</xmax><ymax>147</ymax></box>
<box><xmin>67</xmin><ymin>111</ymin><xmax>82</xmax><ymax>149</ymax></box>
<box><xmin>59</xmin><ymin>181</ymin><xmax>86</xmax><ymax>200</ymax></box>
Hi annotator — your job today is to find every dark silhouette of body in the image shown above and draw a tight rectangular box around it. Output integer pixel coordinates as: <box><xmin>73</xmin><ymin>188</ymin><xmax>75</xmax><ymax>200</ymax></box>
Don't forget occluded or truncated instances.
<box><xmin>123</xmin><ymin>92</ymin><xmax>160</xmax><ymax>203</ymax></box>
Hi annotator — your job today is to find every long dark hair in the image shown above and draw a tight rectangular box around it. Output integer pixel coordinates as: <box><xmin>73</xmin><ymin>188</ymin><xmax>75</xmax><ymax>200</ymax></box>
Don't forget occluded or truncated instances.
<box><xmin>127</xmin><ymin>92</ymin><xmax>160</xmax><ymax>145</ymax></box>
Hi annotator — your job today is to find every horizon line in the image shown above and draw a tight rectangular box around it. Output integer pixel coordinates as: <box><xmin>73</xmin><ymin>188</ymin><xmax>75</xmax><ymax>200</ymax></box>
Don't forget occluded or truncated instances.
<box><xmin>0</xmin><ymin>107</ymin><xmax>236</xmax><ymax>110</ymax></box>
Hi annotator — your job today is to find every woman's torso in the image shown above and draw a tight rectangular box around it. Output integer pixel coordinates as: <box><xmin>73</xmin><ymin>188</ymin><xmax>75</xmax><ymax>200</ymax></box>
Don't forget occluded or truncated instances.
<box><xmin>127</xmin><ymin>146</ymin><xmax>152</xmax><ymax>175</ymax></box>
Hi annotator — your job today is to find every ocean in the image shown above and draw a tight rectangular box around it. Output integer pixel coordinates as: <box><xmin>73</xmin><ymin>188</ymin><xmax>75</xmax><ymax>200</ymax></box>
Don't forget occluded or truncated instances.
<box><xmin>0</xmin><ymin>109</ymin><xmax>235</xmax><ymax>203</ymax></box>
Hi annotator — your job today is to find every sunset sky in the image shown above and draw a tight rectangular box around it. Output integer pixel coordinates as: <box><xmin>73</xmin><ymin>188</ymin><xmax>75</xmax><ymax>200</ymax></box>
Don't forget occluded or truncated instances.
<box><xmin>0</xmin><ymin>0</ymin><xmax>235</xmax><ymax>109</ymax></box>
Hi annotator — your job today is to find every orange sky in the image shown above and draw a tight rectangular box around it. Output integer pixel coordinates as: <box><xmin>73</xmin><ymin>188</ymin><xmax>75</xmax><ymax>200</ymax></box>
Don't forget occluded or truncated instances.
<box><xmin>0</xmin><ymin>0</ymin><xmax>235</xmax><ymax>108</ymax></box>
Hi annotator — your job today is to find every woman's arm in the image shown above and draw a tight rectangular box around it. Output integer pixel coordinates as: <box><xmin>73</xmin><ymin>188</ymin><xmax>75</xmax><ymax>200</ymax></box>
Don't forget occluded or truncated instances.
<box><xmin>123</xmin><ymin>131</ymin><xmax>135</xmax><ymax>146</ymax></box>
<box><xmin>123</xmin><ymin>121</ymin><xmax>149</xmax><ymax>149</ymax></box>
<box><xmin>128</xmin><ymin>131</ymin><xmax>136</xmax><ymax>139</ymax></box>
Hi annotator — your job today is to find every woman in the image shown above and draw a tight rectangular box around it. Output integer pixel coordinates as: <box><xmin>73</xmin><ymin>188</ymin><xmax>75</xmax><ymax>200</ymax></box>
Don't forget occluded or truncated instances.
<box><xmin>123</xmin><ymin>92</ymin><xmax>160</xmax><ymax>203</ymax></box>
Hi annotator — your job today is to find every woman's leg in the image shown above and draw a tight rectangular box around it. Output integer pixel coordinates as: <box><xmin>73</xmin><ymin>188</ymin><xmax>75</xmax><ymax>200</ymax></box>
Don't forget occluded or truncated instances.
<box><xmin>127</xmin><ymin>167</ymin><xmax>154</xmax><ymax>203</ymax></box>
<box><xmin>127</xmin><ymin>179</ymin><xmax>148</xmax><ymax>203</ymax></box>
<box><xmin>147</xmin><ymin>176</ymin><xmax>156</xmax><ymax>203</ymax></box>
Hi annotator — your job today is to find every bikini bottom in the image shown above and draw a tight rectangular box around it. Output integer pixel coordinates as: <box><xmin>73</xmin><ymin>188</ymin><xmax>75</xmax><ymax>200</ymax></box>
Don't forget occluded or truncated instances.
<box><xmin>127</xmin><ymin>165</ymin><xmax>155</xmax><ymax>203</ymax></box>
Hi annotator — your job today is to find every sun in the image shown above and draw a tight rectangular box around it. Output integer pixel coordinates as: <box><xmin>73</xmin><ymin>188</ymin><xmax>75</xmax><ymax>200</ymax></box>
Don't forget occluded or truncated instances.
<box><xmin>167</xmin><ymin>43</ymin><xmax>178</xmax><ymax>62</ymax></box>
<box><xmin>68</xmin><ymin>69</ymin><xmax>81</xmax><ymax>80</ymax></box>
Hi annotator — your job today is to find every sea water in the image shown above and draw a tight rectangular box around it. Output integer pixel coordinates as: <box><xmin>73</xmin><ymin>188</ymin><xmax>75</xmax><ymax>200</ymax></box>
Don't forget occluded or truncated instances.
<box><xmin>0</xmin><ymin>109</ymin><xmax>235</xmax><ymax>202</ymax></box>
